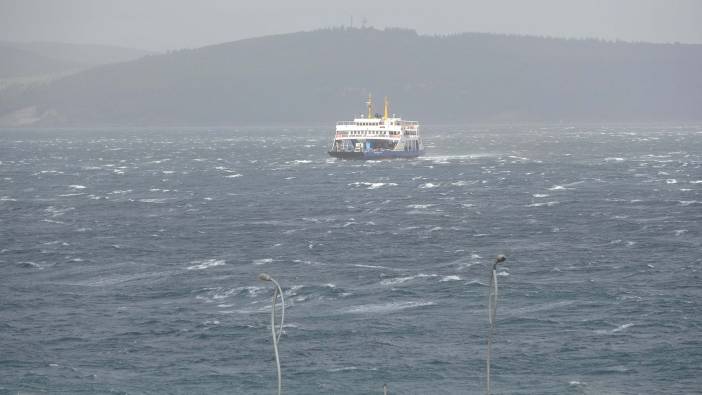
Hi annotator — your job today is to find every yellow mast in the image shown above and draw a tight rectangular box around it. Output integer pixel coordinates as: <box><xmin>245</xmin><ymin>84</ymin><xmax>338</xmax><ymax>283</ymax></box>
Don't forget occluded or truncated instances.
<box><xmin>384</xmin><ymin>97</ymin><xmax>389</xmax><ymax>120</ymax></box>
<box><xmin>366</xmin><ymin>93</ymin><xmax>373</xmax><ymax>119</ymax></box>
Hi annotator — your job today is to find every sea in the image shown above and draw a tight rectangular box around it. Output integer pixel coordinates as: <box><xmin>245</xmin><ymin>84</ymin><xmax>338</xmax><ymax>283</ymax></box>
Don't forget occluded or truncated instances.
<box><xmin>1</xmin><ymin>125</ymin><xmax>700</xmax><ymax>394</ymax></box>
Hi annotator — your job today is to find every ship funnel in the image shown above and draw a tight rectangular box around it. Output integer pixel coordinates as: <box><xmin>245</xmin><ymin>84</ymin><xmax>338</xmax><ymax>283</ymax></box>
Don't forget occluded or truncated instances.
<box><xmin>384</xmin><ymin>97</ymin><xmax>389</xmax><ymax>120</ymax></box>
<box><xmin>366</xmin><ymin>93</ymin><xmax>373</xmax><ymax>119</ymax></box>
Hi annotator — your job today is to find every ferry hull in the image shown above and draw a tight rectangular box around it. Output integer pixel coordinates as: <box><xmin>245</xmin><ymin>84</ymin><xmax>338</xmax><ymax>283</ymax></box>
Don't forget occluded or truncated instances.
<box><xmin>328</xmin><ymin>150</ymin><xmax>424</xmax><ymax>160</ymax></box>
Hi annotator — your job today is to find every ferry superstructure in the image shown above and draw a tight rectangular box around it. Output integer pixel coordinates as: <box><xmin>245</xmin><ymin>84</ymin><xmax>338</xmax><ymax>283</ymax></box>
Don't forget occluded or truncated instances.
<box><xmin>328</xmin><ymin>95</ymin><xmax>424</xmax><ymax>159</ymax></box>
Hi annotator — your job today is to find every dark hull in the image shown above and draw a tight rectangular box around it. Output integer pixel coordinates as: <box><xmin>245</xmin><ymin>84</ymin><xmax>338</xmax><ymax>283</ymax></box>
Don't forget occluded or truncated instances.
<box><xmin>328</xmin><ymin>150</ymin><xmax>424</xmax><ymax>160</ymax></box>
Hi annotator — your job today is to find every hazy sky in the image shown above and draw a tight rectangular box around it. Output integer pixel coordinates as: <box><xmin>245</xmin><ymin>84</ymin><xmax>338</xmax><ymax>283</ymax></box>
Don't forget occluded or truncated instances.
<box><xmin>1</xmin><ymin>0</ymin><xmax>701</xmax><ymax>51</ymax></box>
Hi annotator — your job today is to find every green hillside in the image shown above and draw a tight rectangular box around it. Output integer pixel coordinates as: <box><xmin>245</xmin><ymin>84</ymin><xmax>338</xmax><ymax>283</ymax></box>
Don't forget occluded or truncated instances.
<box><xmin>1</xmin><ymin>28</ymin><xmax>700</xmax><ymax>126</ymax></box>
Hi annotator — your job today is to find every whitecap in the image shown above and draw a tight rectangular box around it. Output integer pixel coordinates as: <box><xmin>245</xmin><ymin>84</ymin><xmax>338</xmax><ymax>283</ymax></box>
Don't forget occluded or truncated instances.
<box><xmin>612</xmin><ymin>323</ymin><xmax>634</xmax><ymax>332</ymax></box>
<box><xmin>367</xmin><ymin>182</ymin><xmax>391</xmax><ymax>190</ymax></box>
<box><xmin>380</xmin><ymin>273</ymin><xmax>437</xmax><ymax>286</ymax></box>
<box><xmin>532</xmin><ymin>193</ymin><xmax>549</xmax><ymax>198</ymax></box>
<box><xmin>439</xmin><ymin>275</ymin><xmax>461</xmax><ymax>282</ymax></box>
<box><xmin>44</xmin><ymin>206</ymin><xmax>74</xmax><ymax>217</ymax></box>
<box><xmin>526</xmin><ymin>201</ymin><xmax>559</xmax><ymax>207</ymax></box>
<box><xmin>353</xmin><ymin>264</ymin><xmax>391</xmax><ymax>270</ymax></box>
<box><xmin>187</xmin><ymin>259</ymin><xmax>225</xmax><ymax>270</ymax></box>
<box><xmin>679</xmin><ymin>201</ymin><xmax>699</xmax><ymax>206</ymax></box>
<box><xmin>674</xmin><ymin>229</ymin><xmax>687</xmax><ymax>236</ymax></box>
<box><xmin>225</xmin><ymin>174</ymin><xmax>243</xmax><ymax>178</ymax></box>
<box><xmin>138</xmin><ymin>198</ymin><xmax>170</xmax><ymax>204</ymax></box>
<box><xmin>419</xmin><ymin>182</ymin><xmax>438</xmax><ymax>189</ymax></box>
<box><xmin>595</xmin><ymin>323</ymin><xmax>634</xmax><ymax>334</ymax></box>
<box><xmin>19</xmin><ymin>261</ymin><xmax>42</xmax><ymax>269</ymax></box>
<box><xmin>349</xmin><ymin>181</ymin><xmax>397</xmax><ymax>190</ymax></box>
<box><xmin>666</xmin><ymin>179</ymin><xmax>677</xmax><ymax>184</ymax></box>
<box><xmin>406</xmin><ymin>204</ymin><xmax>434</xmax><ymax>209</ymax></box>
<box><xmin>68</xmin><ymin>185</ymin><xmax>86</xmax><ymax>189</ymax></box>
<box><xmin>548</xmin><ymin>181</ymin><xmax>583</xmax><ymax>191</ymax></box>
<box><xmin>327</xmin><ymin>366</ymin><xmax>364</xmax><ymax>372</ymax></box>
<box><xmin>345</xmin><ymin>300</ymin><xmax>435</xmax><ymax>314</ymax></box>
<box><xmin>253</xmin><ymin>258</ymin><xmax>274</xmax><ymax>265</ymax></box>
<box><xmin>604</xmin><ymin>157</ymin><xmax>625</xmax><ymax>162</ymax></box>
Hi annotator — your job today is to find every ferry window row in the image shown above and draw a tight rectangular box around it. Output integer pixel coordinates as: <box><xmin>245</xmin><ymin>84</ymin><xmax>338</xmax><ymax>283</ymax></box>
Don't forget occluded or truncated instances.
<box><xmin>352</xmin><ymin>121</ymin><xmax>402</xmax><ymax>126</ymax></box>
<box><xmin>344</xmin><ymin>131</ymin><xmax>401</xmax><ymax>135</ymax></box>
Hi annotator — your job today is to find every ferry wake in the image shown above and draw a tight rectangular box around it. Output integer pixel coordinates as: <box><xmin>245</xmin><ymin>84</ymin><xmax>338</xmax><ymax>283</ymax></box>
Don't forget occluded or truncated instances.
<box><xmin>328</xmin><ymin>94</ymin><xmax>424</xmax><ymax>159</ymax></box>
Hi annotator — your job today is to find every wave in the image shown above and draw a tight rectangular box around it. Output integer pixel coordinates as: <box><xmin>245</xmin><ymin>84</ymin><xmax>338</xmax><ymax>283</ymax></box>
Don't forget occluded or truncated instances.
<box><xmin>406</xmin><ymin>204</ymin><xmax>435</xmax><ymax>209</ymax></box>
<box><xmin>138</xmin><ymin>198</ymin><xmax>171</xmax><ymax>204</ymax></box>
<box><xmin>187</xmin><ymin>259</ymin><xmax>225</xmax><ymax>270</ymax></box>
<box><xmin>548</xmin><ymin>180</ymin><xmax>584</xmax><ymax>191</ymax></box>
<box><xmin>595</xmin><ymin>323</ymin><xmax>634</xmax><ymax>334</ymax></box>
<box><xmin>345</xmin><ymin>300</ymin><xmax>435</xmax><ymax>314</ymax></box>
<box><xmin>252</xmin><ymin>258</ymin><xmax>274</xmax><ymax>265</ymax></box>
<box><xmin>349</xmin><ymin>182</ymin><xmax>397</xmax><ymax>189</ymax></box>
<box><xmin>44</xmin><ymin>206</ymin><xmax>75</xmax><ymax>217</ymax></box>
<box><xmin>353</xmin><ymin>264</ymin><xmax>391</xmax><ymax>270</ymax></box>
<box><xmin>380</xmin><ymin>273</ymin><xmax>438</xmax><ymax>286</ymax></box>
<box><xmin>526</xmin><ymin>201</ymin><xmax>559</xmax><ymax>207</ymax></box>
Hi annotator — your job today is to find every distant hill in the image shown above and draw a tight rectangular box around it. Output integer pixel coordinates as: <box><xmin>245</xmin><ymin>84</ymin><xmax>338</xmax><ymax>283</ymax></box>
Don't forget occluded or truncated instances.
<box><xmin>0</xmin><ymin>45</ymin><xmax>80</xmax><ymax>79</ymax></box>
<box><xmin>1</xmin><ymin>28</ymin><xmax>700</xmax><ymax>126</ymax></box>
<box><xmin>0</xmin><ymin>41</ymin><xmax>154</xmax><ymax>67</ymax></box>
<box><xmin>0</xmin><ymin>41</ymin><xmax>154</xmax><ymax>94</ymax></box>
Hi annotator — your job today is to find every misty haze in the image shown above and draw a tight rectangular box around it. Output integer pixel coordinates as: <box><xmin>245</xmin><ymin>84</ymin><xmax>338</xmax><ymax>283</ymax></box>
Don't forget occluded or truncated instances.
<box><xmin>1</xmin><ymin>1</ymin><xmax>701</xmax><ymax>394</ymax></box>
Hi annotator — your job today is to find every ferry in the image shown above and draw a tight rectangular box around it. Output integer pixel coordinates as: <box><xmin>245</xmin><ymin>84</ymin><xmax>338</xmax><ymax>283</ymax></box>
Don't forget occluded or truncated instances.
<box><xmin>328</xmin><ymin>95</ymin><xmax>424</xmax><ymax>159</ymax></box>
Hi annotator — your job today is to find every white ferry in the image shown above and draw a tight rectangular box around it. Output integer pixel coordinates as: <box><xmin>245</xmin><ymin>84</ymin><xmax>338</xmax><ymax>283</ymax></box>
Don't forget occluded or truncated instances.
<box><xmin>328</xmin><ymin>95</ymin><xmax>424</xmax><ymax>159</ymax></box>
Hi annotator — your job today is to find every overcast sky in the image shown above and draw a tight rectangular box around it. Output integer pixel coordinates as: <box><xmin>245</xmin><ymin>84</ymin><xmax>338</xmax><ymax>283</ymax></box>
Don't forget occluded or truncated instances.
<box><xmin>1</xmin><ymin>0</ymin><xmax>701</xmax><ymax>51</ymax></box>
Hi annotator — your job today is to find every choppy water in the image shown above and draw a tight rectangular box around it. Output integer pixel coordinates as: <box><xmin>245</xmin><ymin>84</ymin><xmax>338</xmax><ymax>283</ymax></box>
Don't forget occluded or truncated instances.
<box><xmin>1</xmin><ymin>125</ymin><xmax>701</xmax><ymax>394</ymax></box>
